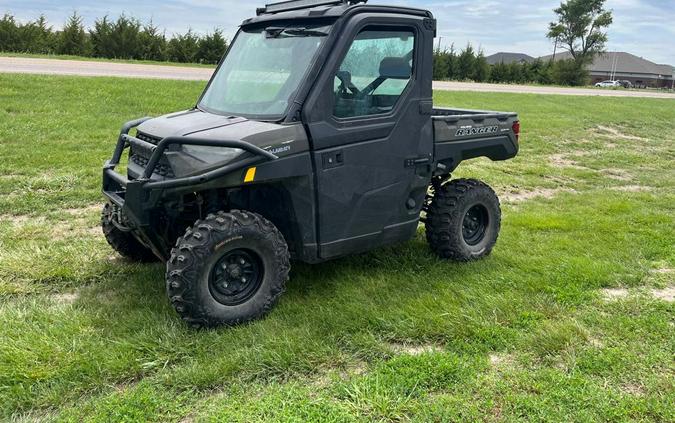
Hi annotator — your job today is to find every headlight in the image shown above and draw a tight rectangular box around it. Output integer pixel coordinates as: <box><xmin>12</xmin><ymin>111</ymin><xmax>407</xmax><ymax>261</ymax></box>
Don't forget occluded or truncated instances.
<box><xmin>164</xmin><ymin>145</ymin><xmax>245</xmax><ymax>177</ymax></box>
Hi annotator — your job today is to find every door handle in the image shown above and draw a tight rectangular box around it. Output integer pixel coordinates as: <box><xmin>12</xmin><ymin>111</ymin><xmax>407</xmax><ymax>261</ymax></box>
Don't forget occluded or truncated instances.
<box><xmin>322</xmin><ymin>151</ymin><xmax>344</xmax><ymax>169</ymax></box>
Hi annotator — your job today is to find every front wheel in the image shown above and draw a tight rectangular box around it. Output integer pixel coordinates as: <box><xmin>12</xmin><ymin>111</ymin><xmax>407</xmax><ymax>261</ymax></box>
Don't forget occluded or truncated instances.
<box><xmin>166</xmin><ymin>210</ymin><xmax>290</xmax><ymax>328</ymax></box>
<box><xmin>425</xmin><ymin>179</ymin><xmax>501</xmax><ymax>261</ymax></box>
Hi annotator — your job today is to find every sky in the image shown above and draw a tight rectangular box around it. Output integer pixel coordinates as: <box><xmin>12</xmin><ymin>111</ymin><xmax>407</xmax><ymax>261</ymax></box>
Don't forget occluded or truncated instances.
<box><xmin>1</xmin><ymin>0</ymin><xmax>673</xmax><ymax>65</ymax></box>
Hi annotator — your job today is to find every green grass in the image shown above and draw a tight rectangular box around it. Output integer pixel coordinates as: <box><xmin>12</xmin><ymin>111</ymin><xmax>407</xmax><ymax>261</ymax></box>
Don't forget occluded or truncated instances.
<box><xmin>0</xmin><ymin>52</ymin><xmax>216</xmax><ymax>68</ymax></box>
<box><xmin>0</xmin><ymin>73</ymin><xmax>673</xmax><ymax>422</ymax></box>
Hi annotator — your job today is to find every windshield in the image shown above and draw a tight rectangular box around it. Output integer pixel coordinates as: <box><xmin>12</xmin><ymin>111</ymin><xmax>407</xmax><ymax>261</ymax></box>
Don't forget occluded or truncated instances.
<box><xmin>199</xmin><ymin>24</ymin><xmax>330</xmax><ymax>119</ymax></box>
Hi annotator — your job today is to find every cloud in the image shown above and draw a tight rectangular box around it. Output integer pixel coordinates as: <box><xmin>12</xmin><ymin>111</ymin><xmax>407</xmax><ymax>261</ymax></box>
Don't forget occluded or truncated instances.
<box><xmin>1</xmin><ymin>0</ymin><xmax>672</xmax><ymax>64</ymax></box>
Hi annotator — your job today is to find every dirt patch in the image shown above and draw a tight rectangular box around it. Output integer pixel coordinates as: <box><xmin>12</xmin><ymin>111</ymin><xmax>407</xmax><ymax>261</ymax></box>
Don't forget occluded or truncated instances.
<box><xmin>0</xmin><ymin>173</ymin><xmax>23</xmax><ymax>180</ymax></box>
<box><xmin>84</xmin><ymin>226</ymin><xmax>103</xmax><ymax>237</ymax></box>
<box><xmin>309</xmin><ymin>361</ymin><xmax>368</xmax><ymax>389</ymax></box>
<box><xmin>651</xmin><ymin>286</ymin><xmax>675</xmax><ymax>302</ymax></box>
<box><xmin>620</xmin><ymin>383</ymin><xmax>646</xmax><ymax>397</ymax></box>
<box><xmin>1</xmin><ymin>214</ymin><xmax>46</xmax><ymax>226</ymax></box>
<box><xmin>65</xmin><ymin>204</ymin><xmax>101</xmax><ymax>217</ymax></box>
<box><xmin>601</xmin><ymin>288</ymin><xmax>629</xmax><ymax>301</ymax></box>
<box><xmin>611</xmin><ymin>185</ymin><xmax>652</xmax><ymax>193</ymax></box>
<box><xmin>593</xmin><ymin>126</ymin><xmax>645</xmax><ymax>141</ymax></box>
<box><xmin>53</xmin><ymin>292</ymin><xmax>79</xmax><ymax>304</ymax></box>
<box><xmin>2</xmin><ymin>210</ymin><xmax>102</xmax><ymax>240</ymax></box>
<box><xmin>601</xmin><ymin>168</ymin><xmax>633</xmax><ymax>181</ymax></box>
<box><xmin>549</xmin><ymin>154</ymin><xmax>588</xmax><ymax>170</ymax></box>
<box><xmin>489</xmin><ymin>353</ymin><xmax>516</xmax><ymax>370</ymax></box>
<box><xmin>500</xmin><ymin>188</ymin><xmax>575</xmax><ymax>203</ymax></box>
<box><xmin>569</xmin><ymin>149</ymin><xmax>595</xmax><ymax>158</ymax></box>
<box><xmin>49</xmin><ymin>220</ymin><xmax>102</xmax><ymax>239</ymax></box>
<box><xmin>588</xmin><ymin>337</ymin><xmax>605</xmax><ymax>348</ymax></box>
<box><xmin>389</xmin><ymin>342</ymin><xmax>442</xmax><ymax>356</ymax></box>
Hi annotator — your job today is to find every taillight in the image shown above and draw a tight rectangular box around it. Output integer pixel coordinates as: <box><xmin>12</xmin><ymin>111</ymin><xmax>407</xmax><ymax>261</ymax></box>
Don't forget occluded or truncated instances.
<box><xmin>512</xmin><ymin>120</ymin><xmax>521</xmax><ymax>141</ymax></box>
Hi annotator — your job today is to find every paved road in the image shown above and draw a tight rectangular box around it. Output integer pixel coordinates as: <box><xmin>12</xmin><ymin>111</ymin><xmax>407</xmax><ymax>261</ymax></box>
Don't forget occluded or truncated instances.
<box><xmin>0</xmin><ymin>56</ymin><xmax>214</xmax><ymax>81</ymax></box>
<box><xmin>2</xmin><ymin>56</ymin><xmax>674</xmax><ymax>99</ymax></box>
<box><xmin>433</xmin><ymin>81</ymin><xmax>675</xmax><ymax>99</ymax></box>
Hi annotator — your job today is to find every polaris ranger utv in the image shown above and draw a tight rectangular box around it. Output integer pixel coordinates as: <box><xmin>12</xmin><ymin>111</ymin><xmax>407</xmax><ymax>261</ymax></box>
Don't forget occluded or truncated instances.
<box><xmin>101</xmin><ymin>0</ymin><xmax>520</xmax><ymax>328</ymax></box>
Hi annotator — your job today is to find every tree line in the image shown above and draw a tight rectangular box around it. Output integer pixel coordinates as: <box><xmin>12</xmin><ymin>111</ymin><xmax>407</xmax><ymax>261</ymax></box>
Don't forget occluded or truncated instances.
<box><xmin>0</xmin><ymin>12</ymin><xmax>227</xmax><ymax>64</ymax></box>
<box><xmin>433</xmin><ymin>45</ymin><xmax>589</xmax><ymax>86</ymax></box>
<box><xmin>432</xmin><ymin>0</ymin><xmax>612</xmax><ymax>87</ymax></box>
<box><xmin>1</xmin><ymin>0</ymin><xmax>611</xmax><ymax>84</ymax></box>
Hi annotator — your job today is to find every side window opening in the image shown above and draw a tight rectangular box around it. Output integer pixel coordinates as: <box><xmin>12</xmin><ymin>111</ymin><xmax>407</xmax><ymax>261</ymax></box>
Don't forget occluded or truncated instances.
<box><xmin>333</xmin><ymin>28</ymin><xmax>415</xmax><ymax>119</ymax></box>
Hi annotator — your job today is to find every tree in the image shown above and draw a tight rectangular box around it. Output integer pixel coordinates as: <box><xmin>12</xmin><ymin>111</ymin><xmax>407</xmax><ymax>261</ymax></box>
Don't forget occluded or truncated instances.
<box><xmin>547</xmin><ymin>0</ymin><xmax>613</xmax><ymax>65</ymax></box>
<box><xmin>445</xmin><ymin>45</ymin><xmax>458</xmax><ymax>80</ymax></box>
<box><xmin>109</xmin><ymin>15</ymin><xmax>142</xmax><ymax>59</ymax></box>
<box><xmin>433</xmin><ymin>48</ymin><xmax>449</xmax><ymax>80</ymax></box>
<box><xmin>139</xmin><ymin>21</ymin><xmax>166</xmax><ymax>61</ymax></box>
<box><xmin>0</xmin><ymin>14</ymin><xmax>20</xmax><ymax>52</ymax></box>
<box><xmin>552</xmin><ymin>59</ymin><xmax>589</xmax><ymax>86</ymax></box>
<box><xmin>58</xmin><ymin>12</ymin><xmax>89</xmax><ymax>55</ymax></box>
<box><xmin>472</xmin><ymin>51</ymin><xmax>490</xmax><ymax>82</ymax></box>
<box><xmin>489</xmin><ymin>61</ymin><xmax>508</xmax><ymax>83</ymax></box>
<box><xmin>456</xmin><ymin>44</ymin><xmax>476</xmax><ymax>80</ymax></box>
<box><xmin>506</xmin><ymin>62</ymin><xmax>522</xmax><ymax>83</ymax></box>
<box><xmin>197</xmin><ymin>29</ymin><xmax>227</xmax><ymax>64</ymax></box>
<box><xmin>26</xmin><ymin>15</ymin><xmax>56</xmax><ymax>53</ymax></box>
<box><xmin>90</xmin><ymin>16</ymin><xmax>113</xmax><ymax>57</ymax></box>
<box><xmin>167</xmin><ymin>29</ymin><xmax>200</xmax><ymax>63</ymax></box>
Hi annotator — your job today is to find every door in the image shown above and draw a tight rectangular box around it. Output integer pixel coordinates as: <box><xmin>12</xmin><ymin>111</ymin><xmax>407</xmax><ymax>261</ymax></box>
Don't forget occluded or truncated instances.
<box><xmin>303</xmin><ymin>16</ymin><xmax>435</xmax><ymax>259</ymax></box>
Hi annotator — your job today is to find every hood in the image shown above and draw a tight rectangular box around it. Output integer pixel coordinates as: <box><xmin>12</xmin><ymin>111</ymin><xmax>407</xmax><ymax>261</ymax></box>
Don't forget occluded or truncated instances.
<box><xmin>136</xmin><ymin>109</ymin><xmax>309</xmax><ymax>158</ymax></box>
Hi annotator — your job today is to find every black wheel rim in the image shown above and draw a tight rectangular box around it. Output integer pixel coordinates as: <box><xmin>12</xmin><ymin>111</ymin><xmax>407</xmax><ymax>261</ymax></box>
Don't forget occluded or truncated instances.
<box><xmin>209</xmin><ymin>249</ymin><xmax>263</xmax><ymax>306</ymax></box>
<box><xmin>462</xmin><ymin>204</ymin><xmax>489</xmax><ymax>246</ymax></box>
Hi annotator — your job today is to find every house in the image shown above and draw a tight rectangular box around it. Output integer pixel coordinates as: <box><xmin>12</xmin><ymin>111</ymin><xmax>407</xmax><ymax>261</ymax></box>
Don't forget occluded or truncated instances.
<box><xmin>485</xmin><ymin>52</ymin><xmax>535</xmax><ymax>65</ymax></box>
<box><xmin>541</xmin><ymin>51</ymin><xmax>674</xmax><ymax>88</ymax></box>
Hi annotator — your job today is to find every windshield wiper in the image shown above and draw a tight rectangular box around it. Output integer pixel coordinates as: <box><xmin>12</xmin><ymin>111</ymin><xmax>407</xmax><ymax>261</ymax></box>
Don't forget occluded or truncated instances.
<box><xmin>265</xmin><ymin>27</ymin><xmax>328</xmax><ymax>38</ymax></box>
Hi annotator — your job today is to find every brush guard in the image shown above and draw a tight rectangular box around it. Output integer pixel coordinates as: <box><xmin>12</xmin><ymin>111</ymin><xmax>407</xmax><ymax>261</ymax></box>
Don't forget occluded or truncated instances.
<box><xmin>102</xmin><ymin>117</ymin><xmax>278</xmax><ymax>233</ymax></box>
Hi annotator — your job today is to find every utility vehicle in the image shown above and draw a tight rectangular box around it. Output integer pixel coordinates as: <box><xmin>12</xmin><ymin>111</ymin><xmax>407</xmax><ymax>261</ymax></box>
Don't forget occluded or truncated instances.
<box><xmin>101</xmin><ymin>0</ymin><xmax>520</xmax><ymax>328</ymax></box>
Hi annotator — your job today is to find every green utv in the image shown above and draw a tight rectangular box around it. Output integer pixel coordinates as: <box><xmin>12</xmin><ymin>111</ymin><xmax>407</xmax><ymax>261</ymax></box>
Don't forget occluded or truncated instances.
<box><xmin>101</xmin><ymin>0</ymin><xmax>520</xmax><ymax>328</ymax></box>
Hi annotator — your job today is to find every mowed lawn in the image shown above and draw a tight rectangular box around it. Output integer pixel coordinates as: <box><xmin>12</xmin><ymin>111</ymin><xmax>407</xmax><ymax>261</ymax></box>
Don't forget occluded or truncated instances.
<box><xmin>0</xmin><ymin>73</ymin><xmax>673</xmax><ymax>422</ymax></box>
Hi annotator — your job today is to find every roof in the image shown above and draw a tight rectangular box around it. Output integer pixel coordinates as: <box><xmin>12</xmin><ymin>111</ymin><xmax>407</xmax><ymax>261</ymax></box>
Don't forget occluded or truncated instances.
<box><xmin>485</xmin><ymin>52</ymin><xmax>535</xmax><ymax>65</ymax></box>
<box><xmin>540</xmin><ymin>51</ymin><xmax>673</xmax><ymax>77</ymax></box>
<box><xmin>242</xmin><ymin>2</ymin><xmax>432</xmax><ymax>26</ymax></box>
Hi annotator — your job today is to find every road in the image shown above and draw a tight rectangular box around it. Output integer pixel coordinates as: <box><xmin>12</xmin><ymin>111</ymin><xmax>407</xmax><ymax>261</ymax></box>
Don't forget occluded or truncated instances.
<box><xmin>0</xmin><ymin>56</ymin><xmax>213</xmax><ymax>81</ymax></box>
<box><xmin>433</xmin><ymin>81</ymin><xmax>675</xmax><ymax>99</ymax></box>
<box><xmin>2</xmin><ymin>56</ymin><xmax>674</xmax><ymax>99</ymax></box>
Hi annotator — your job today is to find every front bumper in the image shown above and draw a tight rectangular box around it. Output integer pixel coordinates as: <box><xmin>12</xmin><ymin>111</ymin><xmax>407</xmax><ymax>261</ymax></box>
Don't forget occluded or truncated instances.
<box><xmin>102</xmin><ymin>118</ymin><xmax>278</xmax><ymax>252</ymax></box>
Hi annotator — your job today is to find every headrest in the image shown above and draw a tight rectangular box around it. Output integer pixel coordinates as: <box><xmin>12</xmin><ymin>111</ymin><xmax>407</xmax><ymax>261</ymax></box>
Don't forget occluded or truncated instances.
<box><xmin>379</xmin><ymin>57</ymin><xmax>412</xmax><ymax>79</ymax></box>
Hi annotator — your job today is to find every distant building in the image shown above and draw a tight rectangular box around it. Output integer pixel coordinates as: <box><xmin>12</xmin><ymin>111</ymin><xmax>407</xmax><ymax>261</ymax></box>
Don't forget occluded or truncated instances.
<box><xmin>540</xmin><ymin>51</ymin><xmax>674</xmax><ymax>88</ymax></box>
<box><xmin>485</xmin><ymin>52</ymin><xmax>535</xmax><ymax>65</ymax></box>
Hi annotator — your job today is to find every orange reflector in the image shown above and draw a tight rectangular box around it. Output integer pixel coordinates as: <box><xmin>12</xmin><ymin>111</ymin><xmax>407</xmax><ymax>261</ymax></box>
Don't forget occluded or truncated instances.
<box><xmin>244</xmin><ymin>167</ymin><xmax>256</xmax><ymax>183</ymax></box>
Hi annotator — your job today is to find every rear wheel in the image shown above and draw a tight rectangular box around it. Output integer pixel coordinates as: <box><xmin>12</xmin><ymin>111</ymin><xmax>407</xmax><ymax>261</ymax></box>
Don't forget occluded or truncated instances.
<box><xmin>101</xmin><ymin>203</ymin><xmax>158</xmax><ymax>262</ymax></box>
<box><xmin>425</xmin><ymin>179</ymin><xmax>501</xmax><ymax>261</ymax></box>
<box><xmin>166</xmin><ymin>210</ymin><xmax>290</xmax><ymax>328</ymax></box>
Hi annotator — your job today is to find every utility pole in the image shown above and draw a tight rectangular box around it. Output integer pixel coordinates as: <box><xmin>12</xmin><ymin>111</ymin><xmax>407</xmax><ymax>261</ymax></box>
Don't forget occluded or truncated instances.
<box><xmin>436</xmin><ymin>36</ymin><xmax>443</xmax><ymax>53</ymax></box>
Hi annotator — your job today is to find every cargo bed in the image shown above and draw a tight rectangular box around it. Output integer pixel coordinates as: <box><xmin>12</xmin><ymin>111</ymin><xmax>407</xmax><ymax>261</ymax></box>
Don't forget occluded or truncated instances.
<box><xmin>431</xmin><ymin>107</ymin><xmax>520</xmax><ymax>173</ymax></box>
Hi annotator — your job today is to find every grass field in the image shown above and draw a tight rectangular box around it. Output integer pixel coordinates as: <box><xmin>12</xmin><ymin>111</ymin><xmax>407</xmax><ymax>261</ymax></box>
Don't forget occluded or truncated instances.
<box><xmin>0</xmin><ymin>73</ymin><xmax>673</xmax><ymax>422</ymax></box>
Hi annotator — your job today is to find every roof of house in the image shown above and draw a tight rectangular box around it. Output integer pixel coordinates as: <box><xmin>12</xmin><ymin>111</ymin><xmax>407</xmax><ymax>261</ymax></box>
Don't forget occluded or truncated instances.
<box><xmin>485</xmin><ymin>52</ymin><xmax>535</xmax><ymax>65</ymax></box>
<box><xmin>540</xmin><ymin>51</ymin><xmax>673</xmax><ymax>77</ymax></box>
